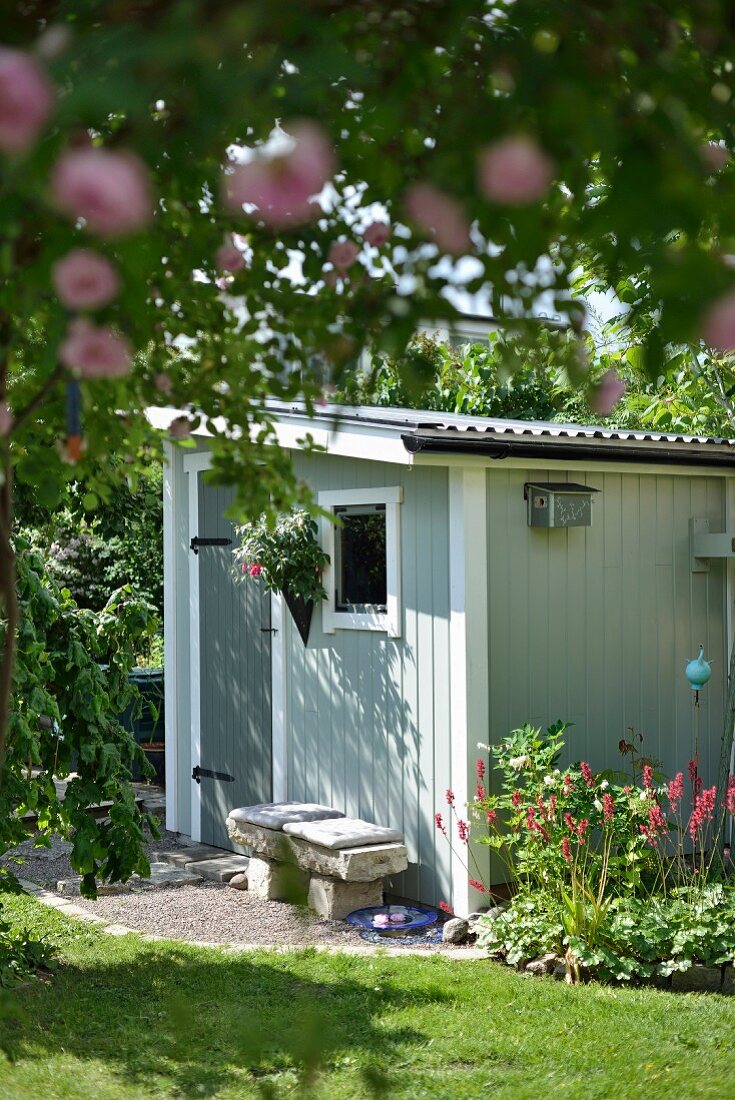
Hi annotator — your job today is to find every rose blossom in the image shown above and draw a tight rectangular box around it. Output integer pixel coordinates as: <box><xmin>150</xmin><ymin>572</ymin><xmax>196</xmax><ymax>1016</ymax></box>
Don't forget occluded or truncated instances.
<box><xmin>702</xmin><ymin>143</ymin><xmax>730</xmax><ymax>172</ymax></box>
<box><xmin>590</xmin><ymin>370</ymin><xmax>626</xmax><ymax>416</ymax></box>
<box><xmin>478</xmin><ymin>135</ymin><xmax>554</xmax><ymax>206</ymax></box>
<box><xmin>59</xmin><ymin>319</ymin><xmax>132</xmax><ymax>378</ymax></box>
<box><xmin>169</xmin><ymin>416</ymin><xmax>192</xmax><ymax>440</ymax></box>
<box><xmin>52</xmin><ymin>148</ymin><xmax>153</xmax><ymax>237</ymax></box>
<box><xmin>222</xmin><ymin>120</ymin><xmax>334</xmax><ymax>226</ymax></box>
<box><xmin>327</xmin><ymin>239</ymin><xmax>360</xmax><ymax>271</ymax></box>
<box><xmin>154</xmin><ymin>372</ymin><xmax>173</xmax><ymax>395</ymax></box>
<box><xmin>215</xmin><ymin>237</ymin><xmax>245</xmax><ymax>273</ymax></box>
<box><xmin>248</xmin><ymin>563</ymin><xmax>263</xmax><ymax>577</ymax></box>
<box><xmin>404</xmin><ymin>182</ymin><xmax>471</xmax><ymax>255</ymax></box>
<box><xmin>0</xmin><ymin>48</ymin><xmax>54</xmax><ymax>153</ymax></box>
<box><xmin>363</xmin><ymin>221</ymin><xmax>391</xmax><ymax>247</ymax></box>
<box><xmin>701</xmin><ymin>289</ymin><xmax>735</xmax><ymax>353</ymax></box>
<box><xmin>52</xmin><ymin>249</ymin><xmax>120</xmax><ymax>310</ymax></box>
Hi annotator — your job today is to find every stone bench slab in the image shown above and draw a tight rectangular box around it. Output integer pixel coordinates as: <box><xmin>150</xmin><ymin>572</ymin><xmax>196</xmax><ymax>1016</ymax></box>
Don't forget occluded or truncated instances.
<box><xmin>226</xmin><ymin>816</ymin><xmax>408</xmax><ymax>882</ymax></box>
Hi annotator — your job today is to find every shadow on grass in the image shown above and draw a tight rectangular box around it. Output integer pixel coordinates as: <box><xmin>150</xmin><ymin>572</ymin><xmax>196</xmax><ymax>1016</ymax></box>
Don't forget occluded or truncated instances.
<box><xmin>6</xmin><ymin>943</ymin><xmax>451</xmax><ymax>1096</ymax></box>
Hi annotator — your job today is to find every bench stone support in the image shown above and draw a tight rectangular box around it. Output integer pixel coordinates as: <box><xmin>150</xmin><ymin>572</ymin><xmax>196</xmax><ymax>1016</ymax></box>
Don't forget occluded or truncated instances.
<box><xmin>247</xmin><ymin>857</ymin><xmax>309</xmax><ymax>902</ymax></box>
<box><xmin>308</xmin><ymin>874</ymin><xmax>383</xmax><ymax>920</ymax></box>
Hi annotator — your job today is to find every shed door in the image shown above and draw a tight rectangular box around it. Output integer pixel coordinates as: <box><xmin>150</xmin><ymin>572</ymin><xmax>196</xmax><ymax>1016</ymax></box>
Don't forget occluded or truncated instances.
<box><xmin>195</xmin><ymin>479</ymin><xmax>272</xmax><ymax>849</ymax></box>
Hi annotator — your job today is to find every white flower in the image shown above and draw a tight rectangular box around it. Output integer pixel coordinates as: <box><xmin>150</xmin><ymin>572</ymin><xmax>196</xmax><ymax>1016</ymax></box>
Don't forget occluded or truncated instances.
<box><xmin>543</xmin><ymin>775</ymin><xmax>556</xmax><ymax>787</ymax></box>
<box><xmin>508</xmin><ymin>755</ymin><xmax>531</xmax><ymax>770</ymax></box>
<box><xmin>594</xmin><ymin>799</ymin><xmax>603</xmax><ymax>812</ymax></box>
<box><xmin>640</xmin><ymin>790</ymin><xmax>648</xmax><ymax>801</ymax></box>
<box><xmin>600</xmin><ymin>779</ymin><xmax>609</xmax><ymax>790</ymax></box>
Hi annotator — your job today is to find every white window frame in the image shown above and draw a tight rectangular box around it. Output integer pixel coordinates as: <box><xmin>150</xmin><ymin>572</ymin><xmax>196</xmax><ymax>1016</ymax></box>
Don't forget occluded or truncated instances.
<box><xmin>319</xmin><ymin>486</ymin><xmax>403</xmax><ymax>638</ymax></box>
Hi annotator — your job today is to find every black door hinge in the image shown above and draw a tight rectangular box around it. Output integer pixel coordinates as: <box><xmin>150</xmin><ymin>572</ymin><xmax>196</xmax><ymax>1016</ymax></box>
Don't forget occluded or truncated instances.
<box><xmin>192</xmin><ymin>765</ymin><xmax>236</xmax><ymax>784</ymax></box>
<box><xmin>190</xmin><ymin>536</ymin><xmax>232</xmax><ymax>555</ymax></box>
<box><xmin>260</xmin><ymin>627</ymin><xmax>278</xmax><ymax>634</ymax></box>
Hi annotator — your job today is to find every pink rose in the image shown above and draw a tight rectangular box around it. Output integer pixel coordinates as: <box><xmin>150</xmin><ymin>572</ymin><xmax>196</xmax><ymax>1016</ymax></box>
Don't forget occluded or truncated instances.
<box><xmin>0</xmin><ymin>402</ymin><xmax>13</xmax><ymax>436</ymax></box>
<box><xmin>0</xmin><ymin>48</ymin><xmax>54</xmax><ymax>153</ymax></box>
<box><xmin>154</xmin><ymin>372</ymin><xmax>173</xmax><ymax>395</ymax></box>
<box><xmin>52</xmin><ymin>249</ymin><xmax>120</xmax><ymax>310</ymax></box>
<box><xmin>169</xmin><ymin>416</ymin><xmax>192</xmax><ymax>440</ymax></box>
<box><xmin>363</xmin><ymin>222</ymin><xmax>391</xmax><ymax>248</ymax></box>
<box><xmin>215</xmin><ymin>237</ymin><xmax>245</xmax><ymax>273</ymax></box>
<box><xmin>59</xmin><ymin>318</ymin><xmax>133</xmax><ymax>379</ymax></box>
<box><xmin>590</xmin><ymin>370</ymin><xmax>626</xmax><ymax>416</ymax></box>
<box><xmin>702</xmin><ymin>142</ymin><xmax>730</xmax><ymax>172</ymax></box>
<box><xmin>404</xmin><ymin>182</ymin><xmax>471</xmax><ymax>255</ymax></box>
<box><xmin>478</xmin><ymin>135</ymin><xmax>554</xmax><ymax>206</ymax></box>
<box><xmin>222</xmin><ymin>120</ymin><xmax>335</xmax><ymax>226</ymax></box>
<box><xmin>701</xmin><ymin>289</ymin><xmax>735</xmax><ymax>353</ymax></box>
<box><xmin>248</xmin><ymin>563</ymin><xmax>263</xmax><ymax>577</ymax></box>
<box><xmin>327</xmin><ymin>239</ymin><xmax>359</xmax><ymax>271</ymax></box>
<box><xmin>52</xmin><ymin>148</ymin><xmax>153</xmax><ymax>237</ymax></box>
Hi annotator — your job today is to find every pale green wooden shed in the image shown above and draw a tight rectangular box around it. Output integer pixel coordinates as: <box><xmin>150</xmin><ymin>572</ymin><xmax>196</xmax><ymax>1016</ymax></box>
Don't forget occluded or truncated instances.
<box><xmin>160</xmin><ymin>402</ymin><xmax>735</xmax><ymax>913</ymax></box>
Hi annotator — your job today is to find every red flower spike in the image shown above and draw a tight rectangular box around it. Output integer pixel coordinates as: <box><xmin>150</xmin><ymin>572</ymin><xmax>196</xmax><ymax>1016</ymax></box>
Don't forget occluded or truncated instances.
<box><xmin>580</xmin><ymin>761</ymin><xmax>594</xmax><ymax>787</ymax></box>
<box><xmin>561</xmin><ymin>837</ymin><xmax>572</xmax><ymax>863</ymax></box>
<box><xmin>445</xmin><ymin>788</ymin><xmax>455</xmax><ymax>806</ymax></box>
<box><xmin>439</xmin><ymin>900</ymin><xmax>453</xmax><ymax>914</ymax></box>
<box><xmin>468</xmin><ymin>878</ymin><xmax>487</xmax><ymax>892</ymax></box>
<box><xmin>475</xmin><ymin>758</ymin><xmax>486</xmax><ymax>780</ymax></box>
<box><xmin>642</xmin><ymin>764</ymin><xmax>654</xmax><ymax>790</ymax></box>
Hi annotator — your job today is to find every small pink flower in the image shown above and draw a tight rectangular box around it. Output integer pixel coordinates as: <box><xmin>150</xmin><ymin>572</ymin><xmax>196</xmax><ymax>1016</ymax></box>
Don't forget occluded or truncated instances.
<box><xmin>248</xmin><ymin>563</ymin><xmax>263</xmax><ymax>577</ymax></box>
<box><xmin>701</xmin><ymin>289</ymin><xmax>735</xmax><ymax>353</ymax></box>
<box><xmin>727</xmin><ymin>775</ymin><xmax>735</xmax><ymax>816</ymax></box>
<box><xmin>511</xmin><ymin>789</ymin><xmax>522</xmax><ymax>808</ymax></box>
<box><xmin>404</xmin><ymin>182</ymin><xmax>471</xmax><ymax>255</ymax></box>
<box><xmin>702</xmin><ymin>143</ymin><xmax>730</xmax><ymax>172</ymax></box>
<box><xmin>328</xmin><ymin>239</ymin><xmax>359</xmax><ymax>271</ymax></box>
<box><xmin>59</xmin><ymin>318</ymin><xmax>132</xmax><ymax>378</ymax></box>
<box><xmin>457</xmin><ymin>819</ymin><xmax>469</xmax><ymax>843</ymax></box>
<box><xmin>485</xmin><ymin>809</ymin><xmax>497</xmax><ymax>825</ymax></box>
<box><xmin>476</xmin><ymin>758</ymin><xmax>486</xmax><ymax>779</ymax></box>
<box><xmin>468</xmin><ymin>877</ymin><xmax>487</xmax><ymax>892</ymax></box>
<box><xmin>561</xmin><ymin>836</ymin><xmax>572</xmax><ymax>863</ymax></box>
<box><xmin>602</xmin><ymin>793</ymin><xmax>615</xmax><ymax>821</ymax></box>
<box><xmin>590</xmin><ymin>370</ymin><xmax>626</xmax><ymax>416</ymax></box>
<box><xmin>580</xmin><ymin>761</ymin><xmax>594</xmax><ymax>787</ymax></box>
<box><xmin>363</xmin><ymin>221</ymin><xmax>391</xmax><ymax>248</ymax></box>
<box><xmin>564</xmin><ymin>812</ymin><xmax>575</xmax><ymax>832</ymax></box>
<box><xmin>478</xmin><ymin>136</ymin><xmax>554</xmax><ymax>206</ymax></box>
<box><xmin>438</xmin><ymin>900</ymin><xmax>453</xmax><ymax>915</ymax></box>
<box><xmin>154</xmin><ymin>372</ymin><xmax>173</xmax><ymax>395</ymax></box>
<box><xmin>434</xmin><ymin>811</ymin><xmax>447</xmax><ymax>836</ymax></box>
<box><xmin>576</xmin><ymin>818</ymin><xmax>589</xmax><ymax>842</ymax></box>
<box><xmin>52</xmin><ymin>249</ymin><xmax>120</xmax><ymax>310</ymax></box>
<box><xmin>52</xmin><ymin>148</ymin><xmax>153</xmax><ymax>237</ymax></box>
<box><xmin>476</xmin><ymin>781</ymin><xmax>486</xmax><ymax>801</ymax></box>
<box><xmin>445</xmin><ymin>788</ymin><xmax>455</xmax><ymax>806</ymax></box>
<box><xmin>642</xmin><ymin>764</ymin><xmax>654</xmax><ymax>790</ymax></box>
<box><xmin>215</xmin><ymin>237</ymin><xmax>245</xmax><ymax>273</ymax></box>
<box><xmin>668</xmin><ymin>771</ymin><xmax>684</xmax><ymax>812</ymax></box>
<box><xmin>169</xmin><ymin>416</ymin><xmax>192</xmax><ymax>440</ymax></box>
<box><xmin>222</xmin><ymin>120</ymin><xmax>334</xmax><ymax>226</ymax></box>
<box><xmin>0</xmin><ymin>402</ymin><xmax>13</xmax><ymax>436</ymax></box>
<box><xmin>0</xmin><ymin>48</ymin><xmax>54</xmax><ymax>154</ymax></box>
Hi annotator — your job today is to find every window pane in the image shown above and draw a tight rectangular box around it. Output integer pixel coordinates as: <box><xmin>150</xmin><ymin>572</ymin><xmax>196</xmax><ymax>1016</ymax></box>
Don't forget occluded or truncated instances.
<box><xmin>336</xmin><ymin>509</ymin><xmax>387</xmax><ymax>611</ymax></box>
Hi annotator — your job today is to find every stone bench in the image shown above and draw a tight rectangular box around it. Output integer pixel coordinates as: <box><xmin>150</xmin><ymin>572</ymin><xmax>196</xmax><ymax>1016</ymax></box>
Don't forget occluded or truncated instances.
<box><xmin>226</xmin><ymin>801</ymin><xmax>408</xmax><ymax>919</ymax></box>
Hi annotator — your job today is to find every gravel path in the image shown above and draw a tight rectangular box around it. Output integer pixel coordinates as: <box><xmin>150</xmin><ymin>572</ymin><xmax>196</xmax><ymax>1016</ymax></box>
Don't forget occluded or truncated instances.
<box><xmin>73</xmin><ymin>880</ymin><xmax>363</xmax><ymax>946</ymax></box>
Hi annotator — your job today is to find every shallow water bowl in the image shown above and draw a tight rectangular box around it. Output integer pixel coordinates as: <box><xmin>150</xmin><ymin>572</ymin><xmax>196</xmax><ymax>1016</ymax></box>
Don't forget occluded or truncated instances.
<box><xmin>346</xmin><ymin>904</ymin><xmax>437</xmax><ymax>934</ymax></box>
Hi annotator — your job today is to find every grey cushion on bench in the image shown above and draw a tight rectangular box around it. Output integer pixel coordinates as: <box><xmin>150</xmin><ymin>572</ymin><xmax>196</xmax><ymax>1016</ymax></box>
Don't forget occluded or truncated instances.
<box><xmin>282</xmin><ymin>817</ymin><xmax>404</xmax><ymax>850</ymax></box>
<box><xmin>228</xmin><ymin>801</ymin><xmax>344</xmax><ymax>831</ymax></box>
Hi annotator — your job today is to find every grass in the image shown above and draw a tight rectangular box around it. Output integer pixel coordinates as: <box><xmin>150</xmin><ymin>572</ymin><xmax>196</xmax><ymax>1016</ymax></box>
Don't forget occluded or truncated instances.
<box><xmin>1</xmin><ymin>892</ymin><xmax>735</xmax><ymax>1099</ymax></box>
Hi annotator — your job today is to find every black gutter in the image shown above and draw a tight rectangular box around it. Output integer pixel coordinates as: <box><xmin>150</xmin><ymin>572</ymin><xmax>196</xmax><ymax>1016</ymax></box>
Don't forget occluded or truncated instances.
<box><xmin>402</xmin><ymin>432</ymin><xmax>735</xmax><ymax>469</ymax></box>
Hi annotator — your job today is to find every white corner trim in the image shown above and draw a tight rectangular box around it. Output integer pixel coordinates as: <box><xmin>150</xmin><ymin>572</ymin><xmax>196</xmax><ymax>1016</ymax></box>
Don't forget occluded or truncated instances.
<box><xmin>271</xmin><ymin>592</ymin><xmax>288</xmax><ymax>802</ymax></box>
<box><xmin>319</xmin><ymin>486</ymin><xmax>403</xmax><ymax>638</ymax></box>
<box><xmin>448</xmin><ymin>467</ymin><xmax>489</xmax><ymax>916</ymax></box>
<box><xmin>187</xmin><ymin>467</ymin><xmax>202</xmax><ymax>842</ymax></box>
<box><xmin>162</xmin><ymin>443</ymin><xmax>178</xmax><ymax>833</ymax></box>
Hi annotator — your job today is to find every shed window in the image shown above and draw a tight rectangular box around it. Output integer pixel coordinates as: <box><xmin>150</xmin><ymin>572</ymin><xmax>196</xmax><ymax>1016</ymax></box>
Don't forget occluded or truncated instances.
<box><xmin>334</xmin><ymin>504</ymin><xmax>387</xmax><ymax>612</ymax></box>
<box><xmin>318</xmin><ymin>486</ymin><xmax>403</xmax><ymax>637</ymax></box>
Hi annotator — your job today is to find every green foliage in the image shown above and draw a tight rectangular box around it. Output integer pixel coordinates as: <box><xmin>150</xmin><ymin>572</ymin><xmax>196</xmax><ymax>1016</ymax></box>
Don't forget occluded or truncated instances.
<box><xmin>233</xmin><ymin>510</ymin><xmax>329</xmax><ymax>604</ymax></box>
<box><xmin>0</xmin><ymin>913</ymin><xmax>56</xmax><ymax>989</ymax></box>
<box><xmin>0</xmin><ymin>539</ymin><xmax>158</xmax><ymax>897</ymax></box>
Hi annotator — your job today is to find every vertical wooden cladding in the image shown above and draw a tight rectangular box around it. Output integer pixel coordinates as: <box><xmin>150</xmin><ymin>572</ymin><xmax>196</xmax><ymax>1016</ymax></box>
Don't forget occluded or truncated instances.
<box><xmin>487</xmin><ymin>468</ymin><xmax>729</xmax><ymax>785</ymax></box>
<box><xmin>287</xmin><ymin>454</ymin><xmax>453</xmax><ymax>906</ymax></box>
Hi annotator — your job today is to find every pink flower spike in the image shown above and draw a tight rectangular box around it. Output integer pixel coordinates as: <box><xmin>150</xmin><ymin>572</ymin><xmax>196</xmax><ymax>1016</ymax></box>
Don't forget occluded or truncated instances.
<box><xmin>438</xmin><ymin>900</ymin><xmax>453</xmax><ymax>915</ymax></box>
<box><xmin>0</xmin><ymin>48</ymin><xmax>54</xmax><ymax>154</ymax></box>
<box><xmin>169</xmin><ymin>416</ymin><xmax>192</xmax><ymax>440</ymax></box>
<box><xmin>363</xmin><ymin>221</ymin><xmax>391</xmax><ymax>248</ymax></box>
<box><xmin>0</xmin><ymin>402</ymin><xmax>13</xmax><ymax>436</ymax></box>
<box><xmin>52</xmin><ymin>148</ymin><xmax>153</xmax><ymax>238</ymax></box>
<box><xmin>642</xmin><ymin>764</ymin><xmax>654</xmax><ymax>790</ymax></box>
<box><xmin>701</xmin><ymin>289</ymin><xmax>735</xmax><ymax>354</ymax></box>
<box><xmin>215</xmin><ymin>237</ymin><xmax>245</xmax><ymax>273</ymax></box>
<box><xmin>445</xmin><ymin>788</ymin><xmax>455</xmax><ymax>806</ymax></box>
<box><xmin>59</xmin><ymin>319</ymin><xmax>132</xmax><ymax>379</ymax></box>
<box><xmin>404</xmin><ymin>182</ymin><xmax>471</xmax><ymax>256</ymax></box>
<box><xmin>222</xmin><ymin>120</ymin><xmax>334</xmax><ymax>226</ymax></box>
<box><xmin>478</xmin><ymin>135</ymin><xmax>554</xmax><ymax>206</ymax></box>
<box><xmin>52</xmin><ymin>249</ymin><xmax>120</xmax><ymax>310</ymax></box>
<box><xmin>327</xmin><ymin>239</ymin><xmax>360</xmax><ymax>271</ymax></box>
<box><xmin>590</xmin><ymin>370</ymin><xmax>626</xmax><ymax>416</ymax></box>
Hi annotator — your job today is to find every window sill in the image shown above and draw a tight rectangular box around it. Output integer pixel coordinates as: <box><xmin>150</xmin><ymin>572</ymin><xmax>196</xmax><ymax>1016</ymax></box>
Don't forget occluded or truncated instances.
<box><xmin>322</xmin><ymin>608</ymin><xmax>400</xmax><ymax>638</ymax></box>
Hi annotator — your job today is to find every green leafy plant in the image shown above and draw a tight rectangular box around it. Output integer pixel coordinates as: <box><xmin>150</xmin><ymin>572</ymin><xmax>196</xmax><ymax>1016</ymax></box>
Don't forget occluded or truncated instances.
<box><xmin>233</xmin><ymin>510</ymin><xmax>329</xmax><ymax>604</ymax></box>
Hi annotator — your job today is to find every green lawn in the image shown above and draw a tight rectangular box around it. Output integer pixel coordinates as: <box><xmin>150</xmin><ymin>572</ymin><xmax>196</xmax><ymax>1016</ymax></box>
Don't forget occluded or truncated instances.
<box><xmin>1</xmin><ymin>892</ymin><xmax>735</xmax><ymax>1099</ymax></box>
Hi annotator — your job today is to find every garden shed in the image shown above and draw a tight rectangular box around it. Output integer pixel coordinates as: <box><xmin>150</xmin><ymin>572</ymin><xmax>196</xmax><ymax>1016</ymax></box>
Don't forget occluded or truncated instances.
<box><xmin>158</xmin><ymin>402</ymin><xmax>735</xmax><ymax>914</ymax></box>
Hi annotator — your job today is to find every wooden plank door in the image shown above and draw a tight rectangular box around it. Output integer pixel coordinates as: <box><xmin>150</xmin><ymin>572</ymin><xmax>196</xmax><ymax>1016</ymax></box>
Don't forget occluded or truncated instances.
<box><xmin>195</xmin><ymin>480</ymin><xmax>272</xmax><ymax>849</ymax></box>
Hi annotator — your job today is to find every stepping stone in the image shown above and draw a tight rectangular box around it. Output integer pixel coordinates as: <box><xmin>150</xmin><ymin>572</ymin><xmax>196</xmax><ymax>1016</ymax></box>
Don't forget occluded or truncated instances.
<box><xmin>139</xmin><ymin>862</ymin><xmax>202</xmax><ymax>888</ymax></box>
<box><xmin>151</xmin><ymin>845</ymin><xmax>225</xmax><ymax>868</ymax></box>
<box><xmin>185</xmin><ymin>854</ymin><xmax>250</xmax><ymax>882</ymax></box>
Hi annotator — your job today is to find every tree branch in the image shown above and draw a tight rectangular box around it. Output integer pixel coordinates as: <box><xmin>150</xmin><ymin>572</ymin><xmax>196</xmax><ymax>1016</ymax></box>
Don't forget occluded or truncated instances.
<box><xmin>9</xmin><ymin>365</ymin><xmax>64</xmax><ymax>437</ymax></box>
